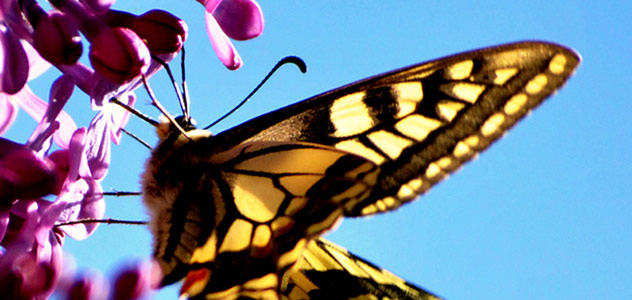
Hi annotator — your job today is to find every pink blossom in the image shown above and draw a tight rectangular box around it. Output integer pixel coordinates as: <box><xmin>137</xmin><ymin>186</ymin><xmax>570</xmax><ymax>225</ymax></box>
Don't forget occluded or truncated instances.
<box><xmin>199</xmin><ymin>0</ymin><xmax>264</xmax><ymax>69</ymax></box>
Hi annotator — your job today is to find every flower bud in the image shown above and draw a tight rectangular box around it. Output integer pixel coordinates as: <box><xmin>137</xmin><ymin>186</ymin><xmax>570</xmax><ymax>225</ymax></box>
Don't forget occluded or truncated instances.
<box><xmin>132</xmin><ymin>10</ymin><xmax>188</xmax><ymax>55</ymax></box>
<box><xmin>33</xmin><ymin>11</ymin><xmax>83</xmax><ymax>65</ymax></box>
<box><xmin>0</xmin><ymin>25</ymin><xmax>28</xmax><ymax>94</ymax></box>
<box><xmin>0</xmin><ymin>138</ymin><xmax>57</xmax><ymax>206</ymax></box>
<box><xmin>68</xmin><ymin>272</ymin><xmax>109</xmax><ymax>300</ymax></box>
<box><xmin>89</xmin><ymin>27</ymin><xmax>150</xmax><ymax>84</ymax></box>
<box><xmin>111</xmin><ymin>262</ymin><xmax>153</xmax><ymax>300</ymax></box>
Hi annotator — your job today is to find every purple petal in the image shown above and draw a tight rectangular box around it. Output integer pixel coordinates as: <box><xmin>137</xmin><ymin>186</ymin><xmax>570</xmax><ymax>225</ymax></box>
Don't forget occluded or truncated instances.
<box><xmin>16</xmin><ymin>84</ymin><xmax>78</xmax><ymax>151</ymax></box>
<box><xmin>0</xmin><ymin>94</ymin><xmax>17</xmax><ymax>135</ymax></box>
<box><xmin>15</xmin><ymin>85</ymin><xmax>47</xmax><ymax>121</ymax></box>
<box><xmin>22</xmin><ymin>41</ymin><xmax>51</xmax><ymax>81</ymax></box>
<box><xmin>0</xmin><ymin>24</ymin><xmax>28</xmax><ymax>94</ymax></box>
<box><xmin>214</xmin><ymin>0</ymin><xmax>264</xmax><ymax>41</ymax></box>
<box><xmin>204</xmin><ymin>12</ymin><xmax>242</xmax><ymax>70</ymax></box>
<box><xmin>203</xmin><ymin>0</ymin><xmax>222</xmax><ymax>13</ymax></box>
<box><xmin>64</xmin><ymin>128</ymin><xmax>87</xmax><ymax>186</ymax></box>
<box><xmin>14</xmin><ymin>200</ymin><xmax>39</xmax><ymax>247</ymax></box>
<box><xmin>85</xmin><ymin>111</ymin><xmax>111</xmax><ymax>180</ymax></box>
<box><xmin>38</xmin><ymin>234</ymin><xmax>63</xmax><ymax>299</ymax></box>
<box><xmin>80</xmin><ymin>0</ymin><xmax>116</xmax><ymax>14</ymax></box>
<box><xmin>34</xmin><ymin>199</ymin><xmax>67</xmax><ymax>248</ymax></box>
<box><xmin>49</xmin><ymin>75</ymin><xmax>78</xmax><ymax>149</ymax></box>
<box><xmin>56</xmin><ymin>129</ymin><xmax>105</xmax><ymax>240</ymax></box>
<box><xmin>57</xmin><ymin>62</ymin><xmax>93</xmax><ymax>97</ymax></box>
<box><xmin>61</xmin><ymin>179</ymin><xmax>104</xmax><ymax>240</ymax></box>
<box><xmin>107</xmin><ymin>93</ymin><xmax>134</xmax><ymax>144</ymax></box>
<box><xmin>0</xmin><ymin>210</ymin><xmax>8</xmax><ymax>243</ymax></box>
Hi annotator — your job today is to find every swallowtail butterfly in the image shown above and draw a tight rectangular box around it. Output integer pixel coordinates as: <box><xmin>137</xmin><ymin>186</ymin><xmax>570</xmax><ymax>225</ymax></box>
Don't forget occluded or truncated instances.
<box><xmin>141</xmin><ymin>41</ymin><xmax>580</xmax><ymax>299</ymax></box>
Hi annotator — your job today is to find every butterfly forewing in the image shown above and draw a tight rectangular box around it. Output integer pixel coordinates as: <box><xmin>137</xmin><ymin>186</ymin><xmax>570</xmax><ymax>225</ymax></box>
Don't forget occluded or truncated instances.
<box><xmin>214</xmin><ymin>41</ymin><xmax>580</xmax><ymax>216</ymax></box>
<box><xmin>142</xmin><ymin>41</ymin><xmax>579</xmax><ymax>299</ymax></box>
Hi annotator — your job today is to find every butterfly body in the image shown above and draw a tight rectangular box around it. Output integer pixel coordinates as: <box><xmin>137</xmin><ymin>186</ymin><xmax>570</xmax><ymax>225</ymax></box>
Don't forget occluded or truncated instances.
<box><xmin>141</xmin><ymin>41</ymin><xmax>580</xmax><ymax>299</ymax></box>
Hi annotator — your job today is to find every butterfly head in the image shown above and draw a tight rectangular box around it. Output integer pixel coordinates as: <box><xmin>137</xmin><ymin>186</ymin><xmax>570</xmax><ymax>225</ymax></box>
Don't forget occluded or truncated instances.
<box><xmin>156</xmin><ymin>115</ymin><xmax>211</xmax><ymax>143</ymax></box>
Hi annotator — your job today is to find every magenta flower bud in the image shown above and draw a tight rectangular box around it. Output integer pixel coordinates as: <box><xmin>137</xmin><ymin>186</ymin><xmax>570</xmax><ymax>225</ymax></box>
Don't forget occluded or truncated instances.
<box><xmin>0</xmin><ymin>253</ymin><xmax>55</xmax><ymax>299</ymax></box>
<box><xmin>88</xmin><ymin>27</ymin><xmax>150</xmax><ymax>84</ymax></box>
<box><xmin>111</xmin><ymin>262</ymin><xmax>152</xmax><ymax>300</ymax></box>
<box><xmin>68</xmin><ymin>273</ymin><xmax>109</xmax><ymax>300</ymax></box>
<box><xmin>0</xmin><ymin>138</ymin><xmax>57</xmax><ymax>207</ymax></box>
<box><xmin>132</xmin><ymin>9</ymin><xmax>188</xmax><ymax>55</ymax></box>
<box><xmin>33</xmin><ymin>11</ymin><xmax>83</xmax><ymax>65</ymax></box>
<box><xmin>0</xmin><ymin>24</ymin><xmax>28</xmax><ymax>94</ymax></box>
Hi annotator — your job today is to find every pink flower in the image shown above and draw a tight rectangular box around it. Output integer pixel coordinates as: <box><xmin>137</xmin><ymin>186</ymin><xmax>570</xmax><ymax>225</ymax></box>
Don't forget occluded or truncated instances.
<box><xmin>0</xmin><ymin>41</ymin><xmax>77</xmax><ymax>149</ymax></box>
<box><xmin>198</xmin><ymin>0</ymin><xmax>264</xmax><ymax>69</ymax></box>
<box><xmin>0</xmin><ymin>199</ymin><xmax>65</xmax><ymax>299</ymax></box>
<box><xmin>51</xmin><ymin>0</ymin><xmax>151</xmax><ymax>84</ymax></box>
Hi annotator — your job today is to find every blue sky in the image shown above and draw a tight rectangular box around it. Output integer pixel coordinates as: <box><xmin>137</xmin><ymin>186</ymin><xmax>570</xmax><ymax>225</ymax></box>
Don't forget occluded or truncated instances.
<box><xmin>4</xmin><ymin>1</ymin><xmax>631</xmax><ymax>299</ymax></box>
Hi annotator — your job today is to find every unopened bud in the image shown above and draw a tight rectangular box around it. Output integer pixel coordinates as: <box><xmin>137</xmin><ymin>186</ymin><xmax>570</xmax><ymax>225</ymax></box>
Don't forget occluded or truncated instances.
<box><xmin>89</xmin><ymin>27</ymin><xmax>150</xmax><ymax>84</ymax></box>
<box><xmin>33</xmin><ymin>11</ymin><xmax>83</xmax><ymax>65</ymax></box>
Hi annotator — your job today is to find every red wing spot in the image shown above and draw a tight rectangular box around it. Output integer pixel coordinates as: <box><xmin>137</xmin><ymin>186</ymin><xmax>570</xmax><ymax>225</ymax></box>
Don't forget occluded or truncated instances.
<box><xmin>181</xmin><ymin>268</ymin><xmax>211</xmax><ymax>296</ymax></box>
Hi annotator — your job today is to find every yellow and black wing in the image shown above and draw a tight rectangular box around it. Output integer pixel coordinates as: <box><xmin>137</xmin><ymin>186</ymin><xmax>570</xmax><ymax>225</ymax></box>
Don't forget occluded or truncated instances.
<box><xmin>213</xmin><ymin>41</ymin><xmax>580</xmax><ymax>217</ymax></box>
<box><xmin>282</xmin><ymin>238</ymin><xmax>443</xmax><ymax>300</ymax></box>
<box><xmin>142</xmin><ymin>41</ymin><xmax>580</xmax><ymax>299</ymax></box>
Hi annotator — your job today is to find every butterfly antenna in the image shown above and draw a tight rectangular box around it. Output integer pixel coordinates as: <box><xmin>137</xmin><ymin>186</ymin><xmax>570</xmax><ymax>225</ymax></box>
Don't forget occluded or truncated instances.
<box><xmin>151</xmin><ymin>53</ymin><xmax>190</xmax><ymax>121</ymax></box>
<box><xmin>120</xmin><ymin>128</ymin><xmax>152</xmax><ymax>149</ymax></box>
<box><xmin>180</xmin><ymin>47</ymin><xmax>191</xmax><ymax>119</ymax></box>
<box><xmin>110</xmin><ymin>97</ymin><xmax>159</xmax><ymax>128</ymax></box>
<box><xmin>55</xmin><ymin>218</ymin><xmax>147</xmax><ymax>229</ymax></box>
<box><xmin>102</xmin><ymin>191</ymin><xmax>142</xmax><ymax>196</ymax></box>
<box><xmin>204</xmin><ymin>56</ymin><xmax>307</xmax><ymax>130</ymax></box>
<box><xmin>142</xmin><ymin>75</ymin><xmax>191</xmax><ymax>140</ymax></box>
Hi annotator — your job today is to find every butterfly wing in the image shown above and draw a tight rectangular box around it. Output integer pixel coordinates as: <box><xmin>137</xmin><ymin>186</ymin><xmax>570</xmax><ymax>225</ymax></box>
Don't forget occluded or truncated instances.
<box><xmin>281</xmin><ymin>238</ymin><xmax>443</xmax><ymax>300</ymax></box>
<box><xmin>144</xmin><ymin>139</ymin><xmax>382</xmax><ymax>299</ymax></box>
<box><xmin>213</xmin><ymin>41</ymin><xmax>580</xmax><ymax>216</ymax></box>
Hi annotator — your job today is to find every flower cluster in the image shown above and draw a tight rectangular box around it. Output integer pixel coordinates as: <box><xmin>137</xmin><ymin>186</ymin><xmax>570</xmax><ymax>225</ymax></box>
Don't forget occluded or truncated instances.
<box><xmin>0</xmin><ymin>0</ymin><xmax>263</xmax><ymax>298</ymax></box>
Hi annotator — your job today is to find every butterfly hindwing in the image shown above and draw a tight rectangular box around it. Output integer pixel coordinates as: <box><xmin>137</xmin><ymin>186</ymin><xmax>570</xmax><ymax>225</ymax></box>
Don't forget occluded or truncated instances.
<box><xmin>213</xmin><ymin>41</ymin><xmax>580</xmax><ymax>216</ymax></box>
<box><xmin>144</xmin><ymin>138</ymin><xmax>381</xmax><ymax>299</ymax></box>
<box><xmin>281</xmin><ymin>238</ymin><xmax>443</xmax><ymax>300</ymax></box>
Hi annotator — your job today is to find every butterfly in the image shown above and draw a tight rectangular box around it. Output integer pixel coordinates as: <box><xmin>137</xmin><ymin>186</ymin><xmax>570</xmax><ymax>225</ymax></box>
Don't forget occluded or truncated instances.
<box><xmin>140</xmin><ymin>41</ymin><xmax>580</xmax><ymax>299</ymax></box>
